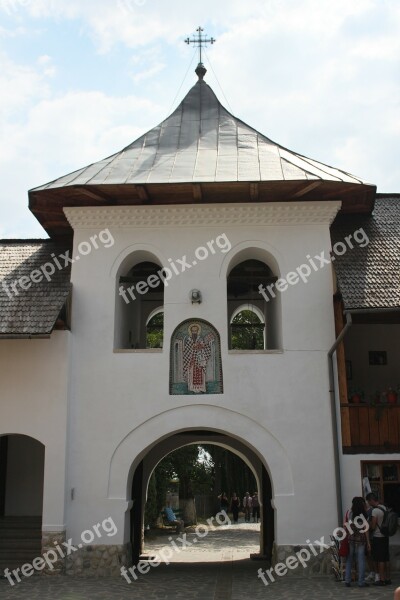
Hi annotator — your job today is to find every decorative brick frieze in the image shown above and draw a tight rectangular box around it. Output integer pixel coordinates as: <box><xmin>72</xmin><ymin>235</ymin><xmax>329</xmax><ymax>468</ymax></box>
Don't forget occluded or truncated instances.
<box><xmin>64</xmin><ymin>201</ymin><xmax>341</xmax><ymax>230</ymax></box>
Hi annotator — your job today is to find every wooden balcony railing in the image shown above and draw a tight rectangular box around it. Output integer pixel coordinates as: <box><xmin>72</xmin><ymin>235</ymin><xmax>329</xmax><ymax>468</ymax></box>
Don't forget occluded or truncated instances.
<box><xmin>341</xmin><ymin>404</ymin><xmax>400</xmax><ymax>453</ymax></box>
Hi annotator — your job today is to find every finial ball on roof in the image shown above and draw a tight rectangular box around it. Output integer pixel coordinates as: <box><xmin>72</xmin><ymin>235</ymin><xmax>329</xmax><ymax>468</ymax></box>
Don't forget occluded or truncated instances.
<box><xmin>195</xmin><ymin>63</ymin><xmax>207</xmax><ymax>80</ymax></box>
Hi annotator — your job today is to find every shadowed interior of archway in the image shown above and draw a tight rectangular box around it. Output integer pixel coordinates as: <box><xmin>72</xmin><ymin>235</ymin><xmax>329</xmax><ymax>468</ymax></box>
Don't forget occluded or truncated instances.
<box><xmin>0</xmin><ymin>434</ymin><xmax>44</xmax><ymax>574</ymax></box>
<box><xmin>129</xmin><ymin>431</ymin><xmax>274</xmax><ymax>568</ymax></box>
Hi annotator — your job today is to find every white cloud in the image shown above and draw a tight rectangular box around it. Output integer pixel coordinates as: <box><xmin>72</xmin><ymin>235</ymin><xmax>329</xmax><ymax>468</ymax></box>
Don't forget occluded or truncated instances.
<box><xmin>129</xmin><ymin>46</ymin><xmax>166</xmax><ymax>83</ymax></box>
<box><xmin>0</xmin><ymin>52</ymin><xmax>51</xmax><ymax>121</ymax></box>
<box><xmin>0</xmin><ymin>0</ymin><xmax>399</xmax><ymax>237</ymax></box>
<box><xmin>0</xmin><ymin>79</ymin><xmax>163</xmax><ymax>236</ymax></box>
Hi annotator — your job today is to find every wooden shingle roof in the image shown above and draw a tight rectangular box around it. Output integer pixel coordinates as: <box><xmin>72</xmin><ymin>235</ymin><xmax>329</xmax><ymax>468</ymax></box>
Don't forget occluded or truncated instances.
<box><xmin>331</xmin><ymin>195</ymin><xmax>400</xmax><ymax>310</ymax></box>
<box><xmin>0</xmin><ymin>240</ymin><xmax>71</xmax><ymax>336</ymax></box>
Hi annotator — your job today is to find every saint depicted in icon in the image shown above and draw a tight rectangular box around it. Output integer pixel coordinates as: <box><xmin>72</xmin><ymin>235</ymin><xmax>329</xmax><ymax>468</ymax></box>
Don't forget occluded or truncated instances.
<box><xmin>183</xmin><ymin>323</ymin><xmax>214</xmax><ymax>393</ymax></box>
<box><xmin>170</xmin><ymin>319</ymin><xmax>223</xmax><ymax>395</ymax></box>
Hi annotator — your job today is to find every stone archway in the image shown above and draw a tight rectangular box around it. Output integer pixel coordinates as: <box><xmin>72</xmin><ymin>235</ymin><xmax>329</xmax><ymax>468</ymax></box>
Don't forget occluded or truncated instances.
<box><xmin>129</xmin><ymin>431</ymin><xmax>274</xmax><ymax>565</ymax></box>
<box><xmin>108</xmin><ymin>405</ymin><xmax>295</xmax><ymax>565</ymax></box>
<box><xmin>0</xmin><ymin>434</ymin><xmax>44</xmax><ymax>573</ymax></box>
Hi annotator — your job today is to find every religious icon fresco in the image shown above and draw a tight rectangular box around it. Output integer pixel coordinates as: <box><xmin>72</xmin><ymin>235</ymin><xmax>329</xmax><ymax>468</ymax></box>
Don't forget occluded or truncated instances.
<box><xmin>170</xmin><ymin>319</ymin><xmax>223</xmax><ymax>395</ymax></box>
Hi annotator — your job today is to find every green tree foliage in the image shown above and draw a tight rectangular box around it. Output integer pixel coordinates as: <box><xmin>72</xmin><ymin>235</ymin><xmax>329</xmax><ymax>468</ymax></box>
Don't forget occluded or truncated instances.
<box><xmin>149</xmin><ymin>444</ymin><xmax>257</xmax><ymax>523</ymax></box>
<box><xmin>231</xmin><ymin>309</ymin><xmax>264</xmax><ymax>350</ymax></box>
<box><xmin>202</xmin><ymin>444</ymin><xmax>257</xmax><ymax>501</ymax></box>
<box><xmin>152</xmin><ymin>446</ymin><xmax>214</xmax><ymax>525</ymax></box>
<box><xmin>156</xmin><ymin>445</ymin><xmax>213</xmax><ymax>500</ymax></box>
<box><xmin>146</xmin><ymin>312</ymin><xmax>163</xmax><ymax>348</ymax></box>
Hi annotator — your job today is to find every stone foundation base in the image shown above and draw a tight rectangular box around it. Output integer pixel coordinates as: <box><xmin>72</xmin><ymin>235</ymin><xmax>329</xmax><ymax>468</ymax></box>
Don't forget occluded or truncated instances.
<box><xmin>66</xmin><ymin>544</ymin><xmax>132</xmax><ymax>576</ymax></box>
<box><xmin>389</xmin><ymin>545</ymin><xmax>400</xmax><ymax>572</ymax></box>
<box><xmin>41</xmin><ymin>532</ymin><xmax>132</xmax><ymax>577</ymax></box>
<box><xmin>41</xmin><ymin>531</ymin><xmax>66</xmax><ymax>575</ymax></box>
<box><xmin>273</xmin><ymin>543</ymin><xmax>400</xmax><ymax>578</ymax></box>
<box><xmin>272</xmin><ymin>544</ymin><xmax>332</xmax><ymax>577</ymax></box>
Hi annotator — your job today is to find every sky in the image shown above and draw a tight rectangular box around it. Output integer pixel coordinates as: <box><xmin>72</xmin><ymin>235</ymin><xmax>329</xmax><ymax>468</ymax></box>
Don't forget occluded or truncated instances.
<box><xmin>0</xmin><ymin>0</ymin><xmax>399</xmax><ymax>238</ymax></box>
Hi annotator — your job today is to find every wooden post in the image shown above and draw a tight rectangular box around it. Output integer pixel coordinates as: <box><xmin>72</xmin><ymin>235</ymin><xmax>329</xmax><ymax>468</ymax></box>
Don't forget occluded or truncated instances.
<box><xmin>0</xmin><ymin>436</ymin><xmax>8</xmax><ymax>516</ymax></box>
<box><xmin>333</xmin><ymin>297</ymin><xmax>351</xmax><ymax>448</ymax></box>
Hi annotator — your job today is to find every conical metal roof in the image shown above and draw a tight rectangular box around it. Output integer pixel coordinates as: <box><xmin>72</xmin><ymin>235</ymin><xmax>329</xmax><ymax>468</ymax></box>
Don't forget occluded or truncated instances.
<box><xmin>29</xmin><ymin>77</ymin><xmax>376</xmax><ymax>238</ymax></box>
<box><xmin>32</xmin><ymin>80</ymin><xmax>370</xmax><ymax>189</ymax></box>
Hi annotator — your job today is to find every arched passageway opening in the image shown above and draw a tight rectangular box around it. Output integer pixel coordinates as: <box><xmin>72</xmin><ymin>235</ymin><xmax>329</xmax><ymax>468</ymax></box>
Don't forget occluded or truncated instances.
<box><xmin>0</xmin><ymin>434</ymin><xmax>44</xmax><ymax>572</ymax></box>
<box><xmin>129</xmin><ymin>431</ymin><xmax>274</xmax><ymax>566</ymax></box>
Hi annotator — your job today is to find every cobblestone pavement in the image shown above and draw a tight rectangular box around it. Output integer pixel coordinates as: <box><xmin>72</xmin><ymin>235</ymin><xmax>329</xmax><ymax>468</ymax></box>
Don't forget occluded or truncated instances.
<box><xmin>0</xmin><ymin>521</ymin><xmax>396</xmax><ymax>599</ymax></box>
<box><xmin>144</xmin><ymin>520</ymin><xmax>261</xmax><ymax>562</ymax></box>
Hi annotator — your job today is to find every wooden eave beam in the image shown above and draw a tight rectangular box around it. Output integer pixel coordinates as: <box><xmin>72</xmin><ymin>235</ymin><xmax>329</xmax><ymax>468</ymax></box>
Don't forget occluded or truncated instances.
<box><xmin>42</xmin><ymin>220</ymin><xmax>71</xmax><ymax>228</ymax></box>
<box><xmin>322</xmin><ymin>183</ymin><xmax>361</xmax><ymax>199</ymax></box>
<box><xmin>290</xmin><ymin>181</ymin><xmax>322</xmax><ymax>199</ymax></box>
<box><xmin>135</xmin><ymin>185</ymin><xmax>150</xmax><ymax>202</ymax></box>
<box><xmin>31</xmin><ymin>204</ymin><xmax>64</xmax><ymax>215</ymax></box>
<box><xmin>192</xmin><ymin>184</ymin><xmax>202</xmax><ymax>201</ymax></box>
<box><xmin>249</xmin><ymin>183</ymin><xmax>259</xmax><ymax>201</ymax></box>
<box><xmin>74</xmin><ymin>187</ymin><xmax>111</xmax><ymax>203</ymax></box>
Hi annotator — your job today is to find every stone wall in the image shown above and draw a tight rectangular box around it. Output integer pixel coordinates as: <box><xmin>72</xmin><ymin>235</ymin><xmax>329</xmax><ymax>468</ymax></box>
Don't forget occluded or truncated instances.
<box><xmin>42</xmin><ymin>531</ymin><xmax>132</xmax><ymax>577</ymax></box>
<box><xmin>66</xmin><ymin>544</ymin><xmax>131</xmax><ymax>576</ymax></box>
<box><xmin>272</xmin><ymin>543</ymin><xmax>400</xmax><ymax>579</ymax></box>
<box><xmin>272</xmin><ymin>544</ymin><xmax>332</xmax><ymax>578</ymax></box>
<box><xmin>390</xmin><ymin>545</ymin><xmax>400</xmax><ymax>572</ymax></box>
<box><xmin>41</xmin><ymin>531</ymin><xmax>66</xmax><ymax>575</ymax></box>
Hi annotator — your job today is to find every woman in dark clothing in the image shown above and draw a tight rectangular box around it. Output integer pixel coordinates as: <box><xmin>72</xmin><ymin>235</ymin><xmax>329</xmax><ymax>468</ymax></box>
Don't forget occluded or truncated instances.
<box><xmin>345</xmin><ymin>496</ymin><xmax>370</xmax><ymax>588</ymax></box>
<box><xmin>230</xmin><ymin>493</ymin><xmax>240</xmax><ymax>523</ymax></box>
<box><xmin>219</xmin><ymin>492</ymin><xmax>229</xmax><ymax>514</ymax></box>
<box><xmin>252</xmin><ymin>492</ymin><xmax>260</xmax><ymax>523</ymax></box>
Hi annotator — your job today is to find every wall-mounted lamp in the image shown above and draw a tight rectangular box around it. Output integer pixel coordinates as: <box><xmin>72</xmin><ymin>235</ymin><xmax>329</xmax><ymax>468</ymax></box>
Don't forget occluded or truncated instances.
<box><xmin>190</xmin><ymin>289</ymin><xmax>202</xmax><ymax>304</ymax></box>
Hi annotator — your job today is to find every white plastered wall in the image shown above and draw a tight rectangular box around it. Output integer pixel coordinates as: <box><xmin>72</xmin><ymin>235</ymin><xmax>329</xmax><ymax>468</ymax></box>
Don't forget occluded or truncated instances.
<box><xmin>62</xmin><ymin>202</ymin><xmax>341</xmax><ymax>546</ymax></box>
<box><xmin>0</xmin><ymin>332</ymin><xmax>69</xmax><ymax>531</ymax></box>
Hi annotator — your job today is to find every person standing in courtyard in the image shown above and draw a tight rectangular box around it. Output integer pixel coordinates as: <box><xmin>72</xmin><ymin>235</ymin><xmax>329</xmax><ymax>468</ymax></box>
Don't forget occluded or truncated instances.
<box><xmin>218</xmin><ymin>492</ymin><xmax>229</xmax><ymax>515</ymax></box>
<box><xmin>344</xmin><ymin>496</ymin><xmax>370</xmax><ymax>588</ymax></box>
<box><xmin>243</xmin><ymin>491</ymin><xmax>252</xmax><ymax>522</ymax></box>
<box><xmin>252</xmin><ymin>492</ymin><xmax>260</xmax><ymax>523</ymax></box>
<box><xmin>230</xmin><ymin>492</ymin><xmax>240</xmax><ymax>523</ymax></box>
<box><xmin>366</xmin><ymin>492</ymin><xmax>391</xmax><ymax>586</ymax></box>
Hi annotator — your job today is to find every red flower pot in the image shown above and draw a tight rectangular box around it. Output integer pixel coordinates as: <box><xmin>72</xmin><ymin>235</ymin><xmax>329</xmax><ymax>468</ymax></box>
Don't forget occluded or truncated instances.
<box><xmin>387</xmin><ymin>391</ymin><xmax>397</xmax><ymax>404</ymax></box>
<box><xmin>351</xmin><ymin>393</ymin><xmax>362</xmax><ymax>404</ymax></box>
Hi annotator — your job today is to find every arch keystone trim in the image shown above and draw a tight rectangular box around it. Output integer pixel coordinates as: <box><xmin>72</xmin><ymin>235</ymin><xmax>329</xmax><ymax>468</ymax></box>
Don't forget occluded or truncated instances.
<box><xmin>107</xmin><ymin>404</ymin><xmax>294</xmax><ymax>499</ymax></box>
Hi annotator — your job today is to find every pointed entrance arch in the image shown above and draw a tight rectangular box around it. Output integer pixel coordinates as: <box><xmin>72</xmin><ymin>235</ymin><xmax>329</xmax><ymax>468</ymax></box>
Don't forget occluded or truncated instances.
<box><xmin>108</xmin><ymin>405</ymin><xmax>294</xmax><ymax>565</ymax></box>
<box><xmin>0</xmin><ymin>434</ymin><xmax>44</xmax><ymax>572</ymax></box>
<box><xmin>0</xmin><ymin>434</ymin><xmax>44</xmax><ymax>517</ymax></box>
<box><xmin>129</xmin><ymin>432</ymin><xmax>273</xmax><ymax>563</ymax></box>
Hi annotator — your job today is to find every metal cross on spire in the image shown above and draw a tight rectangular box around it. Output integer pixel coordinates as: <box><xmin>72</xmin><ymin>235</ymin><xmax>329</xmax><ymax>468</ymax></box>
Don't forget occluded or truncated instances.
<box><xmin>185</xmin><ymin>26</ymin><xmax>216</xmax><ymax>80</ymax></box>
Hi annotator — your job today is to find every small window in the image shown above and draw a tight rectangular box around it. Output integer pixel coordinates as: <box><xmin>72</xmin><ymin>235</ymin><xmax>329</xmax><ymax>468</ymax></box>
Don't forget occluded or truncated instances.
<box><xmin>361</xmin><ymin>461</ymin><xmax>400</xmax><ymax>514</ymax></box>
<box><xmin>115</xmin><ymin>260</ymin><xmax>164</xmax><ymax>349</ymax></box>
<box><xmin>227</xmin><ymin>258</ymin><xmax>280</xmax><ymax>350</ymax></box>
